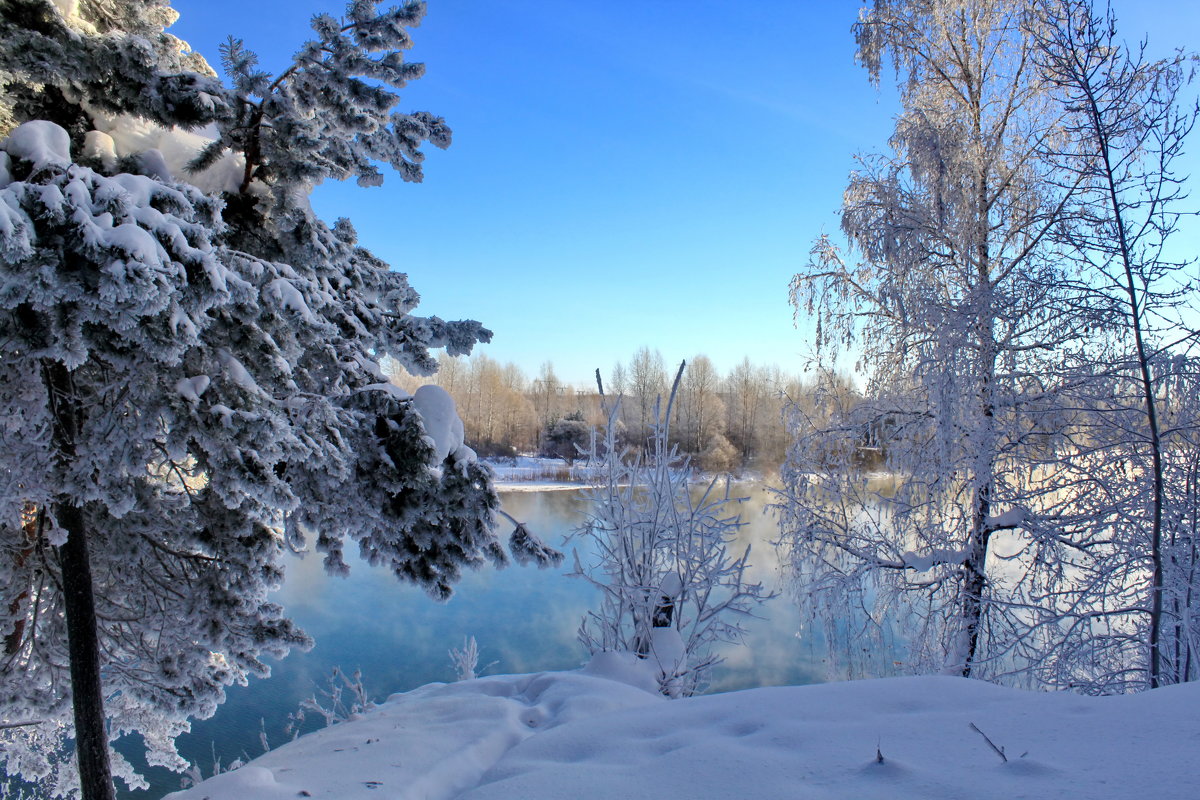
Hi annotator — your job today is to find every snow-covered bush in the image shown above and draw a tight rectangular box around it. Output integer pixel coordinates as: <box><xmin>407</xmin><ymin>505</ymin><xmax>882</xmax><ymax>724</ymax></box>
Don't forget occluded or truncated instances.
<box><xmin>449</xmin><ymin>636</ymin><xmax>498</xmax><ymax>682</ymax></box>
<box><xmin>543</xmin><ymin>412</ymin><xmax>590</xmax><ymax>465</ymax></box>
<box><xmin>571</xmin><ymin>364</ymin><xmax>771</xmax><ymax>697</ymax></box>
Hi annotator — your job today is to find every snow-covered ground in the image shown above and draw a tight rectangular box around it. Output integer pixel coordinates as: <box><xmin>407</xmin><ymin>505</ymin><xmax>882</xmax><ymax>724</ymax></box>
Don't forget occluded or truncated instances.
<box><xmin>167</xmin><ymin>654</ymin><xmax>1200</xmax><ymax>800</ymax></box>
<box><xmin>486</xmin><ymin>456</ymin><xmax>762</xmax><ymax>491</ymax></box>
<box><xmin>487</xmin><ymin>456</ymin><xmax>592</xmax><ymax>491</ymax></box>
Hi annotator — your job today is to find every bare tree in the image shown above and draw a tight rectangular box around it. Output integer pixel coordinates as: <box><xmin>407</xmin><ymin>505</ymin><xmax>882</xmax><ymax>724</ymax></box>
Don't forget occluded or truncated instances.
<box><xmin>627</xmin><ymin>347</ymin><xmax>667</xmax><ymax>450</ymax></box>
<box><xmin>725</xmin><ymin>358</ymin><xmax>769</xmax><ymax>469</ymax></box>
<box><xmin>677</xmin><ymin>355</ymin><xmax>725</xmax><ymax>456</ymax></box>
<box><xmin>1031</xmin><ymin>0</ymin><xmax>1199</xmax><ymax>687</ymax></box>
<box><xmin>532</xmin><ymin>361</ymin><xmax>564</xmax><ymax>430</ymax></box>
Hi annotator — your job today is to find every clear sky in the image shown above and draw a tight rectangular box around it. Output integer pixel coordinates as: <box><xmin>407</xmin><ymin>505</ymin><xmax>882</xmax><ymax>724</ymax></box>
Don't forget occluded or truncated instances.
<box><xmin>168</xmin><ymin>0</ymin><xmax>1199</xmax><ymax>387</ymax></box>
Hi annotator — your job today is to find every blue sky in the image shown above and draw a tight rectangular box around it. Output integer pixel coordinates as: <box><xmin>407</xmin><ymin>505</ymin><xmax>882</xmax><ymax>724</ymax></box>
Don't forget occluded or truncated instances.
<box><xmin>168</xmin><ymin>1</ymin><xmax>1199</xmax><ymax>386</ymax></box>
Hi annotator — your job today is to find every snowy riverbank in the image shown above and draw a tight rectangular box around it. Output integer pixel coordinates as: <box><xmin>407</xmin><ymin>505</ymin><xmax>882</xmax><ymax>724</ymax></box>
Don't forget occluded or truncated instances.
<box><xmin>486</xmin><ymin>456</ymin><xmax>775</xmax><ymax>493</ymax></box>
<box><xmin>486</xmin><ymin>456</ymin><xmax>592</xmax><ymax>492</ymax></box>
<box><xmin>167</xmin><ymin>655</ymin><xmax>1200</xmax><ymax>800</ymax></box>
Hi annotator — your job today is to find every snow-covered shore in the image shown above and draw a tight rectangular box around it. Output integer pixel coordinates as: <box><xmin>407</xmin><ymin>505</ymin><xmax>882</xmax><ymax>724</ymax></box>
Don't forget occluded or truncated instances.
<box><xmin>167</xmin><ymin>655</ymin><xmax>1200</xmax><ymax>800</ymax></box>
<box><xmin>486</xmin><ymin>456</ymin><xmax>772</xmax><ymax>493</ymax></box>
<box><xmin>487</xmin><ymin>456</ymin><xmax>592</xmax><ymax>492</ymax></box>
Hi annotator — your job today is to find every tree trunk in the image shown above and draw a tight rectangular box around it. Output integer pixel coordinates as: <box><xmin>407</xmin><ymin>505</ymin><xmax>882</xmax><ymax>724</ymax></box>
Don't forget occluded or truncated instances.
<box><xmin>44</xmin><ymin>359</ymin><xmax>114</xmax><ymax>800</ymax></box>
<box><xmin>960</xmin><ymin>519</ymin><xmax>992</xmax><ymax>677</ymax></box>
<box><xmin>57</xmin><ymin>503</ymin><xmax>114</xmax><ymax>800</ymax></box>
<box><xmin>3</xmin><ymin>506</ymin><xmax>41</xmax><ymax>656</ymax></box>
<box><xmin>1082</xmin><ymin>84</ymin><xmax>1166</xmax><ymax>688</ymax></box>
<box><xmin>960</xmin><ymin>139</ymin><xmax>998</xmax><ymax>679</ymax></box>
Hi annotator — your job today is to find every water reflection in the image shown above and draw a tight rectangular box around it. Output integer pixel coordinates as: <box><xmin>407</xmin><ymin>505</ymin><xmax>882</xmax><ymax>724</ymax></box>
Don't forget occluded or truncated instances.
<box><xmin>124</xmin><ymin>485</ymin><xmax>822</xmax><ymax>798</ymax></box>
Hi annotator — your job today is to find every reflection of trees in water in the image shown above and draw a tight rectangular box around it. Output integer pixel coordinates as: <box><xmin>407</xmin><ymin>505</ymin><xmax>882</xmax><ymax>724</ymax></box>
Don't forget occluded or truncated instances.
<box><xmin>781</xmin><ymin>466</ymin><xmax>1177</xmax><ymax>689</ymax></box>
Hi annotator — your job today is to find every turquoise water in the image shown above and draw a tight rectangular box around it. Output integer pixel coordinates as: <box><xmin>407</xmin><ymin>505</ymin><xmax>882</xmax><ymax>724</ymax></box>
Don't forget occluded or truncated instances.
<box><xmin>118</xmin><ymin>485</ymin><xmax>823</xmax><ymax>798</ymax></box>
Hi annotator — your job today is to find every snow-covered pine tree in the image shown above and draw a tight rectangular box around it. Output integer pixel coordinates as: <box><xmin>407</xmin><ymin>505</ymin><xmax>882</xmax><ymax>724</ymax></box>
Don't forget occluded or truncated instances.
<box><xmin>0</xmin><ymin>2</ymin><xmax>557</xmax><ymax>797</ymax></box>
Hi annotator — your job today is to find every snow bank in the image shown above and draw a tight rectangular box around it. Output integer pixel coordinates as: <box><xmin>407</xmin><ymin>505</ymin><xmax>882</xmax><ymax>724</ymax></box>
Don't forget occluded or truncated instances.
<box><xmin>167</xmin><ymin>666</ymin><xmax>1200</xmax><ymax>800</ymax></box>
<box><xmin>485</xmin><ymin>455</ymin><xmax>595</xmax><ymax>490</ymax></box>
<box><xmin>165</xmin><ymin>659</ymin><xmax>661</xmax><ymax>800</ymax></box>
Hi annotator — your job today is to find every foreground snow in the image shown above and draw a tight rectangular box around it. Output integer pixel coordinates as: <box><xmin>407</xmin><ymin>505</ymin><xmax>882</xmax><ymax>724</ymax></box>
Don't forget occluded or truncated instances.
<box><xmin>168</xmin><ymin>655</ymin><xmax>1200</xmax><ymax>800</ymax></box>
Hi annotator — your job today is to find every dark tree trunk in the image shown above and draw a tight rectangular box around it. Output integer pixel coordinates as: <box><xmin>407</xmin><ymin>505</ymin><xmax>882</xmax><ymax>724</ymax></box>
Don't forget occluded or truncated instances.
<box><xmin>57</xmin><ymin>503</ymin><xmax>114</xmax><ymax>800</ymax></box>
<box><xmin>44</xmin><ymin>359</ymin><xmax>114</xmax><ymax>800</ymax></box>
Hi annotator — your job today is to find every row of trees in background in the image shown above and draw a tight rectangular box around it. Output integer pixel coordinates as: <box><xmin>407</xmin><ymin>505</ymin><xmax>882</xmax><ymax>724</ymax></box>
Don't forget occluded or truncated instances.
<box><xmin>391</xmin><ymin>348</ymin><xmax>845</xmax><ymax>474</ymax></box>
<box><xmin>780</xmin><ymin>0</ymin><xmax>1200</xmax><ymax>695</ymax></box>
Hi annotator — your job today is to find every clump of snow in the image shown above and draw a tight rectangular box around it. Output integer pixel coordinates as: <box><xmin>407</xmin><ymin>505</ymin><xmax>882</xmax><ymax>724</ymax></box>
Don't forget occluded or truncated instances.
<box><xmin>360</xmin><ymin>382</ymin><xmax>412</xmax><ymax>401</ymax></box>
<box><xmin>88</xmin><ymin>111</ymin><xmax>244</xmax><ymax>194</ymax></box>
<box><xmin>901</xmin><ymin>546</ymin><xmax>968</xmax><ymax>572</ymax></box>
<box><xmin>452</xmin><ymin>444</ymin><xmax>479</xmax><ymax>469</ymax></box>
<box><xmin>175</xmin><ymin>376</ymin><xmax>211</xmax><ymax>405</ymax></box>
<box><xmin>218</xmin><ymin>349</ymin><xmax>262</xmax><ymax>396</ymax></box>
<box><xmin>412</xmin><ymin>384</ymin><xmax>465</xmax><ymax>466</ymax></box>
<box><xmin>648</xmin><ymin>627</ymin><xmax>686</xmax><ymax>690</ymax></box>
<box><xmin>82</xmin><ymin>130</ymin><xmax>118</xmax><ymax>171</ymax></box>
<box><xmin>106</xmin><ymin>222</ymin><xmax>165</xmax><ymax>265</ymax></box>
<box><xmin>987</xmin><ymin>507</ymin><xmax>1028</xmax><ymax>530</ymax></box>
<box><xmin>3</xmin><ymin>121</ymin><xmax>72</xmax><ymax>170</ymax></box>
<box><xmin>168</xmin><ymin>670</ymin><xmax>1200</xmax><ymax>800</ymax></box>
<box><xmin>265</xmin><ymin>278</ymin><xmax>318</xmax><ymax>323</ymax></box>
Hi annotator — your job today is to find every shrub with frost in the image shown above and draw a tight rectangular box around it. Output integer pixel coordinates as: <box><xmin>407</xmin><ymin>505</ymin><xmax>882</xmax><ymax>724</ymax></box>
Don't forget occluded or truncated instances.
<box><xmin>571</xmin><ymin>364</ymin><xmax>771</xmax><ymax>697</ymax></box>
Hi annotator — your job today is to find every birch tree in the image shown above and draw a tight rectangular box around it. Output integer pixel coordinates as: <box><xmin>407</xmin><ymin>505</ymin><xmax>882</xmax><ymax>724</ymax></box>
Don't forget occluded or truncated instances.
<box><xmin>725</xmin><ymin>357</ymin><xmax>769</xmax><ymax>469</ymax></box>
<box><xmin>628</xmin><ymin>347</ymin><xmax>667</xmax><ymax>449</ymax></box>
<box><xmin>780</xmin><ymin>0</ymin><xmax>1089</xmax><ymax>680</ymax></box>
<box><xmin>676</xmin><ymin>354</ymin><xmax>725</xmax><ymax>456</ymax></box>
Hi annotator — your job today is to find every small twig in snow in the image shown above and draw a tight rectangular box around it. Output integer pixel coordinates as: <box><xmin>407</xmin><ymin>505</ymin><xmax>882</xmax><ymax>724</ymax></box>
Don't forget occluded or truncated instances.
<box><xmin>969</xmin><ymin>722</ymin><xmax>1008</xmax><ymax>763</ymax></box>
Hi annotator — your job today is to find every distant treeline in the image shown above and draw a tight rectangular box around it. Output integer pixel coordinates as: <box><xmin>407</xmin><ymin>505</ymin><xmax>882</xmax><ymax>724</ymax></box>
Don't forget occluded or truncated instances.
<box><xmin>389</xmin><ymin>347</ymin><xmax>853</xmax><ymax>474</ymax></box>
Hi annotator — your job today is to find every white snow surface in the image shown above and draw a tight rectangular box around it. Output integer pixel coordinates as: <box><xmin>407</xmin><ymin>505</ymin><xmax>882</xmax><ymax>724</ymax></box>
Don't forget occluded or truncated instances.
<box><xmin>486</xmin><ymin>455</ymin><xmax>594</xmax><ymax>490</ymax></box>
<box><xmin>167</xmin><ymin>659</ymin><xmax>1200</xmax><ymax>800</ymax></box>
<box><xmin>3</xmin><ymin>121</ymin><xmax>72</xmax><ymax>169</ymax></box>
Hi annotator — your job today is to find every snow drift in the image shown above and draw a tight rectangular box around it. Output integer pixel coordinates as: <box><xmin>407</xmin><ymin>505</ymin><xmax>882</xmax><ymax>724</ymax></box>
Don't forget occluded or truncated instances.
<box><xmin>167</xmin><ymin>658</ymin><xmax>1200</xmax><ymax>800</ymax></box>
